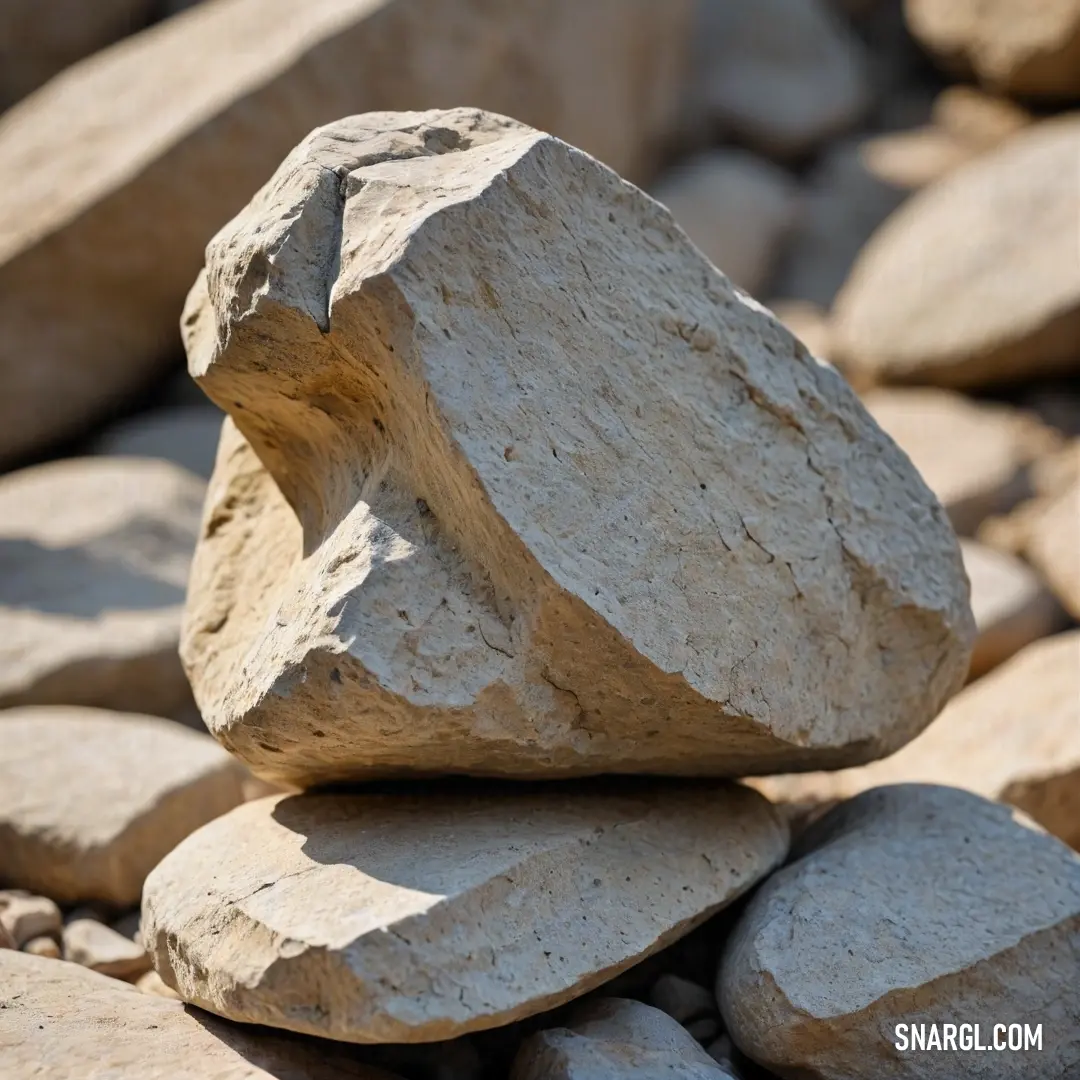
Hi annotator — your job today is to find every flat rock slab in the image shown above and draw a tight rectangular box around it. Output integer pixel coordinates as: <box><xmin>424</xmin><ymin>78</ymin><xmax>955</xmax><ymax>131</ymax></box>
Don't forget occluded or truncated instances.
<box><xmin>749</xmin><ymin>631</ymin><xmax>1080</xmax><ymax>848</ymax></box>
<box><xmin>0</xmin><ymin>707</ymin><xmax>247</xmax><ymax>906</ymax></box>
<box><xmin>0</xmin><ymin>0</ymin><xmax>692</xmax><ymax>464</ymax></box>
<box><xmin>834</xmin><ymin>115</ymin><xmax>1080</xmax><ymax>389</ymax></box>
<box><xmin>718</xmin><ymin>784</ymin><xmax>1080</xmax><ymax>1078</ymax></box>
<box><xmin>961</xmin><ymin>539</ymin><xmax>1060</xmax><ymax>678</ymax></box>
<box><xmin>905</xmin><ymin>0</ymin><xmax>1080</xmax><ymax>99</ymax></box>
<box><xmin>0</xmin><ymin>456</ymin><xmax>204</xmax><ymax>717</ymax></box>
<box><xmin>863</xmin><ymin>388</ymin><xmax>1059</xmax><ymax>535</ymax></box>
<box><xmin>510</xmin><ymin>998</ymin><xmax>736</xmax><ymax>1079</ymax></box>
<box><xmin>1</xmin><ymin>950</ymin><xmax>401</xmax><ymax>1079</ymax></box>
<box><xmin>142</xmin><ymin>783</ymin><xmax>788</xmax><ymax>1043</ymax></box>
<box><xmin>182</xmin><ymin>107</ymin><xmax>973</xmax><ymax>787</ymax></box>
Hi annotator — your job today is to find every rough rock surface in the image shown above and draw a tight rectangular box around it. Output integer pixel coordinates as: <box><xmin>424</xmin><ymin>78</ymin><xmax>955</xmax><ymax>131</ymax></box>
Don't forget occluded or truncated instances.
<box><xmin>0</xmin><ymin>707</ymin><xmax>246</xmax><ymax>906</ymax></box>
<box><xmin>0</xmin><ymin>457</ymin><xmax>204</xmax><ymax>717</ymax></box>
<box><xmin>0</xmin><ymin>0</ymin><xmax>155</xmax><ymax>107</ymax></box>
<box><xmin>0</xmin><ymin>0</ymin><xmax>692</xmax><ymax>465</ymax></box>
<box><xmin>510</xmin><ymin>998</ymin><xmax>737</xmax><ymax>1079</ymax></box>
<box><xmin>834</xmin><ymin>115</ymin><xmax>1080</xmax><ymax>388</ymax></box>
<box><xmin>749</xmin><ymin>632</ymin><xmax>1080</xmax><ymax>847</ymax></box>
<box><xmin>143</xmin><ymin>783</ymin><xmax>788</xmax><ymax>1043</ymax></box>
<box><xmin>91</xmin><ymin>405</ymin><xmax>224</xmax><ymax>479</ymax></box>
<box><xmin>1</xmin><ymin>950</ymin><xmax>400</xmax><ymax>1079</ymax></box>
<box><xmin>63</xmin><ymin>917</ymin><xmax>152</xmax><ymax>981</ymax></box>
<box><xmin>651</xmin><ymin>150</ymin><xmax>798</xmax><ymax>296</ymax></box>
<box><xmin>961</xmin><ymin>539</ymin><xmax>1060</xmax><ymax>678</ymax></box>
<box><xmin>181</xmin><ymin>107</ymin><xmax>973</xmax><ymax>787</ymax></box>
<box><xmin>863</xmin><ymin>389</ymin><xmax>1059</xmax><ymax>535</ymax></box>
<box><xmin>719</xmin><ymin>784</ymin><xmax>1080</xmax><ymax>1078</ymax></box>
<box><xmin>688</xmin><ymin>0</ymin><xmax>871</xmax><ymax>158</ymax></box>
<box><xmin>906</xmin><ymin>0</ymin><xmax>1080</xmax><ymax>99</ymax></box>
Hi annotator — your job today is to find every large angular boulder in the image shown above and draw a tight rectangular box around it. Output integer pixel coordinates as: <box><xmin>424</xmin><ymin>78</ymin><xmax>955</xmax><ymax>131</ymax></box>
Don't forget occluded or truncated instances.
<box><xmin>718</xmin><ymin>784</ymin><xmax>1080</xmax><ymax>1078</ymax></box>
<box><xmin>0</xmin><ymin>707</ymin><xmax>247</xmax><ymax>905</ymax></box>
<box><xmin>143</xmin><ymin>783</ymin><xmax>788</xmax><ymax>1043</ymax></box>
<box><xmin>181</xmin><ymin>108</ymin><xmax>974</xmax><ymax>787</ymax></box>
<box><xmin>749</xmin><ymin>631</ymin><xmax>1080</xmax><ymax>848</ymax></box>
<box><xmin>2</xmin><ymin>950</ymin><xmax>400</xmax><ymax>1079</ymax></box>
<box><xmin>905</xmin><ymin>0</ymin><xmax>1080</xmax><ymax>100</ymax></box>
<box><xmin>833</xmin><ymin>115</ymin><xmax>1080</xmax><ymax>389</ymax></box>
<box><xmin>0</xmin><ymin>0</ymin><xmax>692</xmax><ymax>465</ymax></box>
<box><xmin>0</xmin><ymin>457</ymin><xmax>204</xmax><ymax>717</ymax></box>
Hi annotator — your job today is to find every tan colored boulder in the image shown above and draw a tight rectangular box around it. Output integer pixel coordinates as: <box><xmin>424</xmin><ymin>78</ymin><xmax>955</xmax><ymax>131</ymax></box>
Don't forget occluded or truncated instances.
<box><xmin>0</xmin><ymin>0</ymin><xmax>154</xmax><ymax>107</ymax></box>
<box><xmin>0</xmin><ymin>891</ymin><xmax>62</xmax><ymax>948</ymax></box>
<box><xmin>510</xmin><ymin>998</ymin><xmax>737</xmax><ymax>1079</ymax></box>
<box><xmin>905</xmin><ymin>0</ymin><xmax>1080</xmax><ymax>99</ymax></box>
<box><xmin>688</xmin><ymin>0</ymin><xmax>871</xmax><ymax>159</ymax></box>
<box><xmin>961</xmin><ymin>539</ymin><xmax>1061</xmax><ymax>678</ymax></box>
<box><xmin>63</xmin><ymin>917</ymin><xmax>151</xmax><ymax>981</ymax></box>
<box><xmin>719</xmin><ymin>784</ymin><xmax>1080</xmax><ymax>1078</ymax></box>
<box><xmin>181</xmin><ymin>108</ymin><xmax>973</xmax><ymax>788</ymax></box>
<box><xmin>143</xmin><ymin>784</ymin><xmax>788</xmax><ymax>1043</ymax></box>
<box><xmin>0</xmin><ymin>457</ymin><xmax>204</xmax><ymax>717</ymax></box>
<box><xmin>91</xmin><ymin>405</ymin><xmax>223</xmax><ymax>479</ymax></box>
<box><xmin>749</xmin><ymin>631</ymin><xmax>1080</xmax><ymax>848</ymax></box>
<box><xmin>0</xmin><ymin>707</ymin><xmax>246</xmax><ymax>906</ymax></box>
<box><xmin>0</xmin><ymin>0</ymin><xmax>692</xmax><ymax>465</ymax></box>
<box><xmin>834</xmin><ymin>115</ymin><xmax>1080</xmax><ymax>389</ymax></box>
<box><xmin>863</xmin><ymin>389</ymin><xmax>1060</xmax><ymax>535</ymax></box>
<box><xmin>651</xmin><ymin>150</ymin><xmax>799</xmax><ymax>296</ymax></box>
<box><xmin>2</xmin><ymin>949</ymin><xmax>401</xmax><ymax>1079</ymax></box>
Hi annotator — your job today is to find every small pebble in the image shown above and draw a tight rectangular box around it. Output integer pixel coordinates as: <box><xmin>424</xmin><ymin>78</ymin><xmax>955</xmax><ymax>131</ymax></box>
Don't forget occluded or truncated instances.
<box><xmin>22</xmin><ymin>935</ymin><xmax>61</xmax><ymax>960</ymax></box>
<box><xmin>0</xmin><ymin>891</ymin><xmax>62</xmax><ymax>947</ymax></box>
<box><xmin>63</xmin><ymin>918</ymin><xmax>152</xmax><ymax>982</ymax></box>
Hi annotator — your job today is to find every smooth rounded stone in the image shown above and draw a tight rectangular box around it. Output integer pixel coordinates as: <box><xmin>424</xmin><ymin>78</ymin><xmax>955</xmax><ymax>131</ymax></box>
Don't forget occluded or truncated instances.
<box><xmin>961</xmin><ymin>539</ymin><xmax>1060</xmax><ymax>679</ymax></box>
<box><xmin>1023</xmin><ymin>476</ymin><xmax>1080</xmax><ymax>620</ymax></box>
<box><xmin>719</xmin><ymin>784</ymin><xmax>1080</xmax><ymax>1078</ymax></box>
<box><xmin>183</xmin><ymin>108</ymin><xmax>973</xmax><ymax>787</ymax></box>
<box><xmin>749</xmin><ymin>631</ymin><xmax>1080</xmax><ymax>848</ymax></box>
<box><xmin>905</xmin><ymin>0</ymin><xmax>1080</xmax><ymax>99</ymax></box>
<box><xmin>650</xmin><ymin>150</ymin><xmax>799</xmax><ymax>296</ymax></box>
<box><xmin>0</xmin><ymin>456</ymin><xmax>204</xmax><ymax>717</ymax></box>
<box><xmin>649</xmin><ymin>974</ymin><xmax>718</xmax><ymax>1025</ymax></box>
<box><xmin>0</xmin><ymin>0</ymin><xmax>155</xmax><ymax>106</ymax></box>
<box><xmin>863</xmin><ymin>388</ymin><xmax>1060</xmax><ymax>535</ymax></box>
<box><xmin>63</xmin><ymin>917</ymin><xmax>151</xmax><ymax>981</ymax></box>
<box><xmin>2</xmin><ymin>950</ymin><xmax>401</xmax><ymax>1080</ymax></box>
<box><xmin>771</xmin><ymin>138</ymin><xmax>907</xmax><ymax>309</ymax></box>
<box><xmin>834</xmin><ymin>115</ymin><xmax>1080</xmax><ymax>389</ymax></box>
<box><xmin>931</xmin><ymin>84</ymin><xmax>1032</xmax><ymax>147</ymax></box>
<box><xmin>0</xmin><ymin>0</ymin><xmax>691</xmax><ymax>466</ymax></box>
<box><xmin>143</xmin><ymin>783</ymin><xmax>788</xmax><ymax>1043</ymax></box>
<box><xmin>510</xmin><ymin>998</ymin><xmax>738</xmax><ymax>1080</ymax></box>
<box><xmin>0</xmin><ymin>706</ymin><xmax>247</xmax><ymax>906</ymax></box>
<box><xmin>91</xmin><ymin>405</ymin><xmax>223</xmax><ymax>479</ymax></box>
<box><xmin>23</xmin><ymin>934</ymin><xmax>62</xmax><ymax>959</ymax></box>
<box><xmin>0</xmin><ymin>891</ymin><xmax>62</xmax><ymax>947</ymax></box>
<box><xmin>688</xmin><ymin>0</ymin><xmax>871</xmax><ymax>159</ymax></box>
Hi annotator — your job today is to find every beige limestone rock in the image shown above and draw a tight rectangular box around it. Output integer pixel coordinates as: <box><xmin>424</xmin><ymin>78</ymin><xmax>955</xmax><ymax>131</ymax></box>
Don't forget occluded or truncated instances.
<box><xmin>510</xmin><ymin>998</ymin><xmax>737</xmax><ymax>1079</ymax></box>
<box><xmin>181</xmin><ymin>108</ymin><xmax>973</xmax><ymax>787</ymax></box>
<box><xmin>0</xmin><ymin>0</ymin><xmax>154</xmax><ymax>107</ymax></box>
<box><xmin>834</xmin><ymin>115</ymin><xmax>1080</xmax><ymax>389</ymax></box>
<box><xmin>719</xmin><ymin>784</ymin><xmax>1080</xmax><ymax>1078</ymax></box>
<box><xmin>651</xmin><ymin>150</ymin><xmax>799</xmax><ymax>296</ymax></box>
<box><xmin>906</xmin><ymin>0</ymin><xmax>1080</xmax><ymax>99</ymax></box>
<box><xmin>91</xmin><ymin>404</ymin><xmax>224</xmax><ymax>479</ymax></box>
<box><xmin>136</xmin><ymin>968</ymin><xmax>181</xmax><ymax>999</ymax></box>
<box><xmin>0</xmin><ymin>706</ymin><xmax>247</xmax><ymax>906</ymax></box>
<box><xmin>1023</xmin><ymin>476</ymin><xmax>1080</xmax><ymax>620</ymax></box>
<box><xmin>961</xmin><ymin>539</ymin><xmax>1061</xmax><ymax>679</ymax></box>
<box><xmin>0</xmin><ymin>0</ymin><xmax>692</xmax><ymax>465</ymax></box>
<box><xmin>931</xmin><ymin>85</ymin><xmax>1032</xmax><ymax>147</ymax></box>
<box><xmin>863</xmin><ymin>389</ymin><xmax>1060</xmax><ymax>535</ymax></box>
<box><xmin>0</xmin><ymin>891</ymin><xmax>62</xmax><ymax>947</ymax></box>
<box><xmin>1</xmin><ymin>949</ymin><xmax>401</xmax><ymax>1079</ymax></box>
<box><xmin>0</xmin><ymin>456</ymin><xmax>204</xmax><ymax>717</ymax></box>
<box><xmin>749</xmin><ymin>631</ymin><xmax>1080</xmax><ymax>849</ymax></box>
<box><xmin>143</xmin><ymin>783</ymin><xmax>788</xmax><ymax>1043</ymax></box>
<box><xmin>0</xmin><ymin>922</ymin><xmax>15</xmax><ymax>950</ymax></box>
<box><xmin>688</xmin><ymin>0</ymin><xmax>871</xmax><ymax>159</ymax></box>
<box><xmin>22</xmin><ymin>934</ymin><xmax>62</xmax><ymax>959</ymax></box>
<box><xmin>63</xmin><ymin>917</ymin><xmax>151</xmax><ymax>981</ymax></box>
